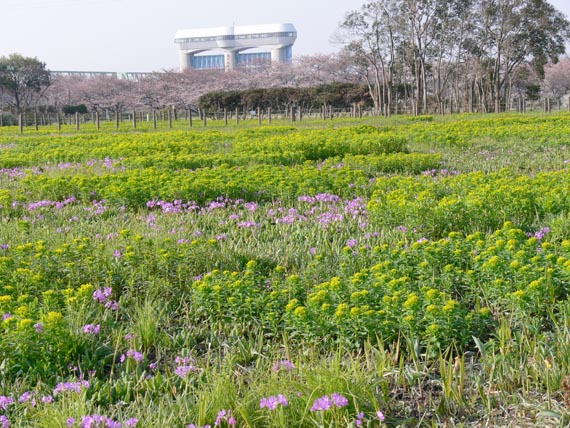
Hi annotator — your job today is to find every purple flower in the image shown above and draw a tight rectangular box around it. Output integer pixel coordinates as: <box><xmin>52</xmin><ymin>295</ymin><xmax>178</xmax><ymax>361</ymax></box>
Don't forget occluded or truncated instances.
<box><xmin>41</xmin><ymin>395</ymin><xmax>54</xmax><ymax>404</ymax></box>
<box><xmin>0</xmin><ymin>396</ymin><xmax>14</xmax><ymax>410</ymax></box>
<box><xmin>376</xmin><ymin>410</ymin><xmax>385</xmax><ymax>421</ymax></box>
<box><xmin>237</xmin><ymin>221</ymin><xmax>259</xmax><ymax>228</ymax></box>
<box><xmin>272</xmin><ymin>359</ymin><xmax>296</xmax><ymax>372</ymax></box>
<box><xmin>215</xmin><ymin>409</ymin><xmax>235</xmax><ymax>427</ymax></box>
<box><xmin>346</xmin><ymin>239</ymin><xmax>358</xmax><ymax>249</ymax></box>
<box><xmin>19</xmin><ymin>391</ymin><xmax>34</xmax><ymax>403</ymax></box>
<box><xmin>356</xmin><ymin>412</ymin><xmax>365</xmax><ymax>427</ymax></box>
<box><xmin>260</xmin><ymin>394</ymin><xmax>289</xmax><ymax>410</ymax></box>
<box><xmin>125</xmin><ymin>418</ymin><xmax>139</xmax><ymax>426</ymax></box>
<box><xmin>330</xmin><ymin>393</ymin><xmax>349</xmax><ymax>408</ymax></box>
<box><xmin>310</xmin><ymin>393</ymin><xmax>348</xmax><ymax>412</ymax></box>
<box><xmin>175</xmin><ymin>365</ymin><xmax>197</xmax><ymax>378</ymax></box>
<box><xmin>215</xmin><ymin>409</ymin><xmax>227</xmax><ymax>426</ymax></box>
<box><xmin>2</xmin><ymin>313</ymin><xmax>11</xmax><ymax>321</ymax></box>
<box><xmin>66</xmin><ymin>418</ymin><xmax>75</xmax><ymax>427</ymax></box>
<box><xmin>0</xmin><ymin>415</ymin><xmax>9</xmax><ymax>428</ymax></box>
<box><xmin>121</xmin><ymin>349</ymin><xmax>144</xmax><ymax>364</ymax></box>
<box><xmin>34</xmin><ymin>322</ymin><xmax>44</xmax><ymax>333</ymax></box>
<box><xmin>105</xmin><ymin>301</ymin><xmax>119</xmax><ymax>311</ymax></box>
<box><xmin>83</xmin><ymin>324</ymin><xmax>100</xmax><ymax>335</ymax></box>
<box><xmin>310</xmin><ymin>395</ymin><xmax>333</xmax><ymax>412</ymax></box>
<box><xmin>93</xmin><ymin>287</ymin><xmax>112</xmax><ymax>303</ymax></box>
<box><xmin>53</xmin><ymin>380</ymin><xmax>90</xmax><ymax>395</ymax></box>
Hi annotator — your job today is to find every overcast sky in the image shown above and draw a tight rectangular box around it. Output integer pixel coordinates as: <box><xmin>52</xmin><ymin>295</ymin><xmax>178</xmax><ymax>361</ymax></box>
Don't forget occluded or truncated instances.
<box><xmin>1</xmin><ymin>0</ymin><xmax>569</xmax><ymax>72</ymax></box>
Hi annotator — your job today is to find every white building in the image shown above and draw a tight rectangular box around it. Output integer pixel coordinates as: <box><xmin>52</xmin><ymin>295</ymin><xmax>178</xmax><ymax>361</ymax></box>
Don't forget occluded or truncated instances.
<box><xmin>175</xmin><ymin>23</ymin><xmax>297</xmax><ymax>71</ymax></box>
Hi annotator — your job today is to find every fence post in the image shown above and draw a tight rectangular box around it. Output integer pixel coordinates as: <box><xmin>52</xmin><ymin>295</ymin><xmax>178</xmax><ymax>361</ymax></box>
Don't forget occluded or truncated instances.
<box><xmin>257</xmin><ymin>107</ymin><xmax>261</xmax><ymax>125</ymax></box>
<box><xmin>19</xmin><ymin>113</ymin><xmax>23</xmax><ymax>133</ymax></box>
<box><xmin>235</xmin><ymin>107</ymin><xmax>239</xmax><ymax>124</ymax></box>
<box><xmin>188</xmin><ymin>108</ymin><xmax>192</xmax><ymax>128</ymax></box>
<box><xmin>268</xmin><ymin>107</ymin><xmax>271</xmax><ymax>124</ymax></box>
<box><xmin>34</xmin><ymin>112</ymin><xmax>38</xmax><ymax>131</ymax></box>
<box><xmin>168</xmin><ymin>108</ymin><xmax>173</xmax><ymax>129</ymax></box>
<box><xmin>203</xmin><ymin>111</ymin><xmax>207</xmax><ymax>127</ymax></box>
<box><xmin>291</xmin><ymin>106</ymin><xmax>296</xmax><ymax>122</ymax></box>
<box><xmin>75</xmin><ymin>112</ymin><xmax>80</xmax><ymax>131</ymax></box>
<box><xmin>547</xmin><ymin>97</ymin><xmax>551</xmax><ymax>113</ymax></box>
<box><xmin>224</xmin><ymin>108</ymin><xmax>228</xmax><ymax>126</ymax></box>
<box><xmin>133</xmin><ymin>110</ymin><xmax>137</xmax><ymax>129</ymax></box>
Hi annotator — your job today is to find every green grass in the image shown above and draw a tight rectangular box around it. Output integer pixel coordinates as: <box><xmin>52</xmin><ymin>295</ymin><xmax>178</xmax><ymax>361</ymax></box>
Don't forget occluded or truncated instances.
<box><xmin>1</xmin><ymin>113</ymin><xmax>570</xmax><ymax>427</ymax></box>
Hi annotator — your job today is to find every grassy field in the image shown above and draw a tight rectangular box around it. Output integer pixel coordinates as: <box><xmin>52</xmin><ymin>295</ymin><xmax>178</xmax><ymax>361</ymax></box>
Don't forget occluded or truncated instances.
<box><xmin>1</xmin><ymin>113</ymin><xmax>570</xmax><ymax>427</ymax></box>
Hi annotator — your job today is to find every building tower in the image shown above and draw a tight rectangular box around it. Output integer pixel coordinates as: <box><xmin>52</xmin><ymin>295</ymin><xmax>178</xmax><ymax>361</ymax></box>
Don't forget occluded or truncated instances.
<box><xmin>175</xmin><ymin>23</ymin><xmax>297</xmax><ymax>71</ymax></box>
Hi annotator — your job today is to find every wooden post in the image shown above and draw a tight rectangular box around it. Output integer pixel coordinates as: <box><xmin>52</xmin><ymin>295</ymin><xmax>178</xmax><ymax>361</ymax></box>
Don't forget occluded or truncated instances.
<box><xmin>95</xmin><ymin>111</ymin><xmax>100</xmax><ymax>129</ymax></box>
<box><xmin>115</xmin><ymin>111</ymin><xmax>120</xmax><ymax>129</ymax></box>
<box><xmin>203</xmin><ymin>111</ymin><xmax>207</xmax><ymax>127</ymax></box>
<box><xmin>547</xmin><ymin>97</ymin><xmax>551</xmax><ymax>113</ymax></box>
<box><xmin>268</xmin><ymin>107</ymin><xmax>271</xmax><ymax>124</ymax></box>
<box><xmin>173</xmin><ymin>107</ymin><xmax>177</xmax><ymax>121</ymax></box>
<box><xmin>168</xmin><ymin>108</ymin><xmax>173</xmax><ymax>128</ymax></box>
<box><xmin>19</xmin><ymin>113</ymin><xmax>23</xmax><ymax>133</ymax></box>
<box><xmin>0</xmin><ymin>110</ymin><xmax>3</xmax><ymax>127</ymax></box>
<box><xmin>236</xmin><ymin>107</ymin><xmax>239</xmax><ymax>124</ymax></box>
<box><xmin>298</xmin><ymin>107</ymin><xmax>302</xmax><ymax>122</ymax></box>
<box><xmin>188</xmin><ymin>108</ymin><xmax>192</xmax><ymax>128</ymax></box>
<box><xmin>153</xmin><ymin>109</ymin><xmax>157</xmax><ymax>129</ymax></box>
<box><xmin>257</xmin><ymin>107</ymin><xmax>261</xmax><ymax>125</ymax></box>
<box><xmin>57</xmin><ymin>114</ymin><xmax>61</xmax><ymax>131</ymax></box>
<box><xmin>291</xmin><ymin>106</ymin><xmax>296</xmax><ymax>122</ymax></box>
<box><xmin>75</xmin><ymin>112</ymin><xmax>80</xmax><ymax>130</ymax></box>
<box><xmin>132</xmin><ymin>110</ymin><xmax>136</xmax><ymax>129</ymax></box>
<box><xmin>34</xmin><ymin>112</ymin><xmax>38</xmax><ymax>131</ymax></box>
<box><xmin>224</xmin><ymin>108</ymin><xmax>228</xmax><ymax>126</ymax></box>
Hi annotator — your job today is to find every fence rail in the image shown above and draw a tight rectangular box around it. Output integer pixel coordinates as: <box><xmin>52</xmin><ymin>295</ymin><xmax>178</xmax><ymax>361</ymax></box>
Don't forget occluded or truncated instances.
<box><xmin>2</xmin><ymin>98</ymin><xmax>569</xmax><ymax>132</ymax></box>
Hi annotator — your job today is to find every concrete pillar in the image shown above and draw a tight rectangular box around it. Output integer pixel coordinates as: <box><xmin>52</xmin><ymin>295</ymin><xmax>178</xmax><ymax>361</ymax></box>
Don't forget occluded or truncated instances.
<box><xmin>224</xmin><ymin>50</ymin><xmax>237</xmax><ymax>71</ymax></box>
<box><xmin>178</xmin><ymin>51</ymin><xmax>193</xmax><ymax>71</ymax></box>
<box><xmin>271</xmin><ymin>47</ymin><xmax>286</xmax><ymax>63</ymax></box>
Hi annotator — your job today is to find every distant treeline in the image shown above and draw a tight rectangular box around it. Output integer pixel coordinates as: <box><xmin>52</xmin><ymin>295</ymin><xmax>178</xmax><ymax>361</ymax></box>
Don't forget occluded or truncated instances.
<box><xmin>197</xmin><ymin>83</ymin><xmax>372</xmax><ymax>113</ymax></box>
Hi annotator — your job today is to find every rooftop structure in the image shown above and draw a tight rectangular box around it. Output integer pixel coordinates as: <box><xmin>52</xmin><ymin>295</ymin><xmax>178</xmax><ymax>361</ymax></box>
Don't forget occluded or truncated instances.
<box><xmin>174</xmin><ymin>23</ymin><xmax>297</xmax><ymax>71</ymax></box>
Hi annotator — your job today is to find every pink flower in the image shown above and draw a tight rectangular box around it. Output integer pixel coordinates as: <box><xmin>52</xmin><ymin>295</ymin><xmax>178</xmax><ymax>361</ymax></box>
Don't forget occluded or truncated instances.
<box><xmin>376</xmin><ymin>410</ymin><xmax>385</xmax><ymax>421</ymax></box>
<box><xmin>310</xmin><ymin>395</ymin><xmax>333</xmax><ymax>412</ymax></box>
<box><xmin>83</xmin><ymin>324</ymin><xmax>100</xmax><ymax>335</ymax></box>
<box><xmin>260</xmin><ymin>394</ymin><xmax>289</xmax><ymax>410</ymax></box>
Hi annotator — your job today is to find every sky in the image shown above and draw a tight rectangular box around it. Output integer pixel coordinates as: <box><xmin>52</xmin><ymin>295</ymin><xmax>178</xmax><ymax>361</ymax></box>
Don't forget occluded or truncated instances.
<box><xmin>1</xmin><ymin>0</ymin><xmax>569</xmax><ymax>73</ymax></box>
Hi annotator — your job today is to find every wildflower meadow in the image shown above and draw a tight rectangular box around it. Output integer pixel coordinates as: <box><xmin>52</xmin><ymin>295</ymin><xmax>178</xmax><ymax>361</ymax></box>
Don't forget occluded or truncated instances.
<box><xmin>1</xmin><ymin>113</ymin><xmax>570</xmax><ymax>427</ymax></box>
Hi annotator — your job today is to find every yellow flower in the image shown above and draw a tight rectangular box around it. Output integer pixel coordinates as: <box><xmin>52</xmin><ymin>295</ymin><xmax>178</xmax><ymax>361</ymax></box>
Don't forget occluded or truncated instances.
<box><xmin>403</xmin><ymin>293</ymin><xmax>419</xmax><ymax>308</ymax></box>
<box><xmin>18</xmin><ymin>318</ymin><xmax>33</xmax><ymax>329</ymax></box>
<box><xmin>293</xmin><ymin>306</ymin><xmax>307</xmax><ymax>318</ymax></box>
